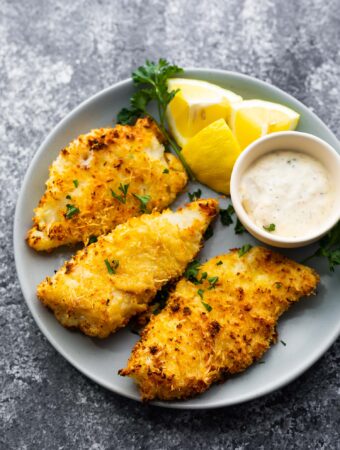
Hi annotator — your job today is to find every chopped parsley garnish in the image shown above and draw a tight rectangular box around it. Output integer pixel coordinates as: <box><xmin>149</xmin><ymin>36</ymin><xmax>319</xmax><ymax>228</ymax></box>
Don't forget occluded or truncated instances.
<box><xmin>111</xmin><ymin>183</ymin><xmax>129</xmax><ymax>204</ymax></box>
<box><xmin>208</xmin><ymin>276</ymin><xmax>218</xmax><ymax>289</ymax></box>
<box><xmin>258</xmin><ymin>361</ymin><xmax>265</xmax><ymax>364</ymax></box>
<box><xmin>304</xmin><ymin>221</ymin><xmax>340</xmax><ymax>272</ymax></box>
<box><xmin>280</xmin><ymin>340</ymin><xmax>287</xmax><ymax>346</ymax></box>
<box><xmin>65</xmin><ymin>204</ymin><xmax>80</xmax><ymax>219</ymax></box>
<box><xmin>104</xmin><ymin>259</ymin><xmax>119</xmax><ymax>274</ymax></box>
<box><xmin>184</xmin><ymin>261</ymin><xmax>218</xmax><ymax>288</ymax></box>
<box><xmin>116</xmin><ymin>59</ymin><xmax>194</xmax><ymax>179</ymax></box>
<box><xmin>220</xmin><ymin>204</ymin><xmax>235</xmax><ymax>226</ymax></box>
<box><xmin>235</xmin><ymin>218</ymin><xmax>246</xmax><ymax>234</ymax></box>
<box><xmin>184</xmin><ymin>260</ymin><xmax>201</xmax><ymax>282</ymax></box>
<box><xmin>202</xmin><ymin>301</ymin><xmax>212</xmax><ymax>312</ymax></box>
<box><xmin>66</xmin><ymin>194</ymin><xmax>72</xmax><ymax>200</ymax></box>
<box><xmin>275</xmin><ymin>282</ymin><xmax>282</xmax><ymax>289</ymax></box>
<box><xmin>73</xmin><ymin>179</ymin><xmax>79</xmax><ymax>188</ymax></box>
<box><xmin>197</xmin><ymin>289</ymin><xmax>204</xmax><ymax>299</ymax></box>
<box><xmin>204</xmin><ymin>224</ymin><xmax>214</xmax><ymax>240</ymax></box>
<box><xmin>263</xmin><ymin>223</ymin><xmax>276</xmax><ymax>232</ymax></box>
<box><xmin>238</xmin><ymin>244</ymin><xmax>252</xmax><ymax>257</ymax></box>
<box><xmin>188</xmin><ymin>189</ymin><xmax>202</xmax><ymax>202</ymax></box>
<box><xmin>216</xmin><ymin>260</ymin><xmax>223</xmax><ymax>266</ymax></box>
<box><xmin>133</xmin><ymin>193</ymin><xmax>151</xmax><ymax>213</ymax></box>
<box><xmin>163</xmin><ymin>168</ymin><xmax>169</xmax><ymax>174</ymax></box>
<box><xmin>88</xmin><ymin>235</ymin><xmax>98</xmax><ymax>245</ymax></box>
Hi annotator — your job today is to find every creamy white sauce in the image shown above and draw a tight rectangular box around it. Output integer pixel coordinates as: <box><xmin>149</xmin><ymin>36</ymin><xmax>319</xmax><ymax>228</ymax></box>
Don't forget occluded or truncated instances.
<box><xmin>240</xmin><ymin>150</ymin><xmax>334</xmax><ymax>238</ymax></box>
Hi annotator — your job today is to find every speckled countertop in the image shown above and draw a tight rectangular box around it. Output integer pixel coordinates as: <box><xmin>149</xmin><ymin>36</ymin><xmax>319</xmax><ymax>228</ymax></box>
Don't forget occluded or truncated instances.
<box><xmin>1</xmin><ymin>0</ymin><xmax>340</xmax><ymax>448</ymax></box>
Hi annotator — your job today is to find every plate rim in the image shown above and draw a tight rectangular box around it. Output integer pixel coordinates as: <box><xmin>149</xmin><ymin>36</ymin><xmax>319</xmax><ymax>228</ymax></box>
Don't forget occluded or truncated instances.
<box><xmin>14</xmin><ymin>68</ymin><xmax>340</xmax><ymax>410</ymax></box>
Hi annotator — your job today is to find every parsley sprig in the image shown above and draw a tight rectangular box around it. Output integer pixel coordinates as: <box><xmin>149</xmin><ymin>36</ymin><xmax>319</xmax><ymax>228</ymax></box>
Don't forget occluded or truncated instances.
<box><xmin>117</xmin><ymin>59</ymin><xmax>194</xmax><ymax>179</ymax></box>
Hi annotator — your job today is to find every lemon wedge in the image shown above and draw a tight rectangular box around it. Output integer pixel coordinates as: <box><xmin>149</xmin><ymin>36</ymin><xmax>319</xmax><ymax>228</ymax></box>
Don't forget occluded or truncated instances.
<box><xmin>181</xmin><ymin>119</ymin><xmax>241</xmax><ymax>194</ymax></box>
<box><xmin>230</xmin><ymin>100</ymin><xmax>300</xmax><ymax>150</ymax></box>
<box><xmin>166</xmin><ymin>78</ymin><xmax>242</xmax><ymax>147</ymax></box>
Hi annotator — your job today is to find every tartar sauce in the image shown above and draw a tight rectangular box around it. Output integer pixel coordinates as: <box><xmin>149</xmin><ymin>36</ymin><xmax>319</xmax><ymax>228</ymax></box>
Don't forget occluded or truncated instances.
<box><xmin>240</xmin><ymin>150</ymin><xmax>334</xmax><ymax>238</ymax></box>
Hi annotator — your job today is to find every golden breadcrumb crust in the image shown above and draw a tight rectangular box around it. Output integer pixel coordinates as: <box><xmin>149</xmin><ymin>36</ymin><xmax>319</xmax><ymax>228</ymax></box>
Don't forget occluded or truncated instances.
<box><xmin>119</xmin><ymin>247</ymin><xmax>319</xmax><ymax>401</ymax></box>
<box><xmin>27</xmin><ymin>118</ymin><xmax>187</xmax><ymax>251</ymax></box>
<box><xmin>37</xmin><ymin>199</ymin><xmax>219</xmax><ymax>338</ymax></box>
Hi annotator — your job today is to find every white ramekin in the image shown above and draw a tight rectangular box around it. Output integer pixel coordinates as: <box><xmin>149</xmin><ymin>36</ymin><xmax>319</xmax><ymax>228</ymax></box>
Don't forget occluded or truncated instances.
<box><xmin>230</xmin><ymin>131</ymin><xmax>340</xmax><ymax>248</ymax></box>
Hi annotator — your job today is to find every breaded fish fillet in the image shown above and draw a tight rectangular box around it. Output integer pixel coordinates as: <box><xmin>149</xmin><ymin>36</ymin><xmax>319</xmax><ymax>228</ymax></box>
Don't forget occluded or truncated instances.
<box><xmin>37</xmin><ymin>199</ymin><xmax>218</xmax><ymax>338</ymax></box>
<box><xmin>27</xmin><ymin>118</ymin><xmax>187</xmax><ymax>251</ymax></box>
<box><xmin>119</xmin><ymin>247</ymin><xmax>319</xmax><ymax>401</ymax></box>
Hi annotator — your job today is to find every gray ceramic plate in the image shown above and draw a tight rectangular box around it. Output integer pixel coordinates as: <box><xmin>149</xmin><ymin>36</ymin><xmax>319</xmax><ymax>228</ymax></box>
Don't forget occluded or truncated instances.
<box><xmin>14</xmin><ymin>69</ymin><xmax>340</xmax><ymax>409</ymax></box>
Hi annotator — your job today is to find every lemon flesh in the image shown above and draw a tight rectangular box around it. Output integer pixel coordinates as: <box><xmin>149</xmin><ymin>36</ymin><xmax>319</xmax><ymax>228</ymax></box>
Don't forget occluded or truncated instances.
<box><xmin>181</xmin><ymin>119</ymin><xmax>241</xmax><ymax>194</ymax></box>
<box><xmin>230</xmin><ymin>99</ymin><xmax>300</xmax><ymax>150</ymax></box>
<box><xmin>167</xmin><ymin>78</ymin><xmax>242</xmax><ymax>147</ymax></box>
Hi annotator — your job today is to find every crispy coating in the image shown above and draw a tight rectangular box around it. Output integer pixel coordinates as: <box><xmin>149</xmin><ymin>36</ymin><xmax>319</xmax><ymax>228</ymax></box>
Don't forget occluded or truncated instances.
<box><xmin>119</xmin><ymin>247</ymin><xmax>319</xmax><ymax>401</ymax></box>
<box><xmin>27</xmin><ymin>118</ymin><xmax>187</xmax><ymax>251</ymax></box>
<box><xmin>37</xmin><ymin>199</ymin><xmax>219</xmax><ymax>338</ymax></box>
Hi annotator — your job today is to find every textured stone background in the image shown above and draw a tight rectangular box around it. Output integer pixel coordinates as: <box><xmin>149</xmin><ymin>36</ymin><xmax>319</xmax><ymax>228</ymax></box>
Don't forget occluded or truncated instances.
<box><xmin>1</xmin><ymin>0</ymin><xmax>340</xmax><ymax>448</ymax></box>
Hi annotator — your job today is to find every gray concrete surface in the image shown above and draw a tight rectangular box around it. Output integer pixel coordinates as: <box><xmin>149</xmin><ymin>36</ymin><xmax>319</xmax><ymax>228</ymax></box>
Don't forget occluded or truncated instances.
<box><xmin>1</xmin><ymin>0</ymin><xmax>340</xmax><ymax>448</ymax></box>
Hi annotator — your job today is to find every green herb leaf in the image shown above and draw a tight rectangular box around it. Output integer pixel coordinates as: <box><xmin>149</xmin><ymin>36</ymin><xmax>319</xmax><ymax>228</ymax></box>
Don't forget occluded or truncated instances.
<box><xmin>130</xmin><ymin>88</ymin><xmax>155</xmax><ymax>112</ymax></box>
<box><xmin>216</xmin><ymin>260</ymin><xmax>223</xmax><ymax>266</ymax></box>
<box><xmin>202</xmin><ymin>301</ymin><xmax>212</xmax><ymax>312</ymax></box>
<box><xmin>163</xmin><ymin>168</ymin><xmax>169</xmax><ymax>174</ymax></box>
<box><xmin>220</xmin><ymin>204</ymin><xmax>235</xmax><ymax>226</ymax></box>
<box><xmin>305</xmin><ymin>221</ymin><xmax>340</xmax><ymax>272</ymax></box>
<box><xmin>280</xmin><ymin>340</ymin><xmax>287</xmax><ymax>346</ymax></box>
<box><xmin>134</xmin><ymin>193</ymin><xmax>151</xmax><ymax>213</ymax></box>
<box><xmin>65</xmin><ymin>204</ymin><xmax>80</xmax><ymax>219</ymax></box>
<box><xmin>117</xmin><ymin>59</ymin><xmax>194</xmax><ymax>179</ymax></box>
<box><xmin>238</xmin><ymin>244</ymin><xmax>252</xmax><ymax>257</ymax></box>
<box><xmin>235</xmin><ymin>218</ymin><xmax>246</xmax><ymax>234</ymax></box>
<box><xmin>104</xmin><ymin>259</ymin><xmax>114</xmax><ymax>274</ymax></box>
<box><xmin>104</xmin><ymin>259</ymin><xmax>119</xmax><ymax>275</ymax></box>
<box><xmin>188</xmin><ymin>189</ymin><xmax>202</xmax><ymax>202</ymax></box>
<box><xmin>132</xmin><ymin>59</ymin><xmax>183</xmax><ymax>86</ymax></box>
<box><xmin>197</xmin><ymin>289</ymin><xmax>204</xmax><ymax>299</ymax></box>
<box><xmin>88</xmin><ymin>235</ymin><xmax>98</xmax><ymax>245</ymax></box>
<box><xmin>73</xmin><ymin>179</ymin><xmax>79</xmax><ymax>188</ymax></box>
<box><xmin>275</xmin><ymin>282</ymin><xmax>282</xmax><ymax>289</ymax></box>
<box><xmin>263</xmin><ymin>223</ymin><xmax>276</xmax><ymax>232</ymax></box>
<box><xmin>184</xmin><ymin>260</ymin><xmax>202</xmax><ymax>282</ymax></box>
<box><xmin>66</xmin><ymin>194</ymin><xmax>72</xmax><ymax>200</ymax></box>
<box><xmin>204</xmin><ymin>224</ymin><xmax>214</xmax><ymax>241</ymax></box>
<box><xmin>111</xmin><ymin>183</ymin><xmax>129</xmax><ymax>204</ymax></box>
<box><xmin>116</xmin><ymin>107</ymin><xmax>142</xmax><ymax>125</ymax></box>
<box><xmin>208</xmin><ymin>276</ymin><xmax>219</xmax><ymax>289</ymax></box>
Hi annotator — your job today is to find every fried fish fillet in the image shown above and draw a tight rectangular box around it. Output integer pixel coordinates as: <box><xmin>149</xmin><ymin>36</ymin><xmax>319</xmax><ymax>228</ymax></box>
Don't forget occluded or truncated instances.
<box><xmin>37</xmin><ymin>199</ymin><xmax>218</xmax><ymax>338</ymax></box>
<box><xmin>119</xmin><ymin>247</ymin><xmax>319</xmax><ymax>401</ymax></box>
<box><xmin>27</xmin><ymin>118</ymin><xmax>187</xmax><ymax>251</ymax></box>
